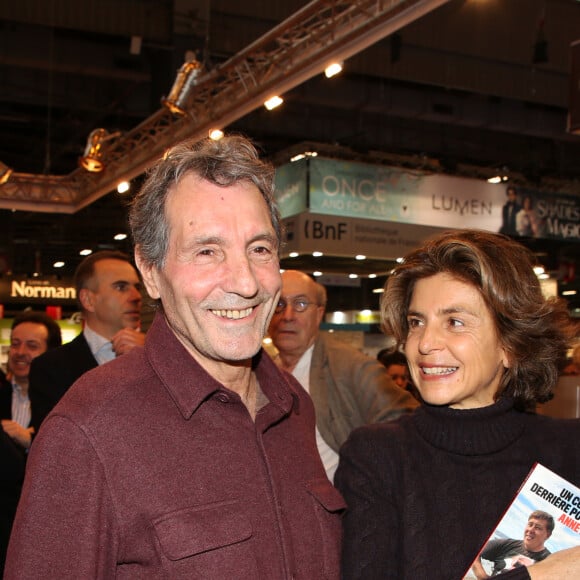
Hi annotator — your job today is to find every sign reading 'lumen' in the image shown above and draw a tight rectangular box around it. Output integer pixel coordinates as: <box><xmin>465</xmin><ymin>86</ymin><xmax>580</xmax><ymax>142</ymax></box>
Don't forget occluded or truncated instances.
<box><xmin>11</xmin><ymin>280</ymin><xmax>76</xmax><ymax>300</ymax></box>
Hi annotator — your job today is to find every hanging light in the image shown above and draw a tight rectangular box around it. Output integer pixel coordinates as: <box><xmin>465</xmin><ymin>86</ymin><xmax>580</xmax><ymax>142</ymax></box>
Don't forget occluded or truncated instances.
<box><xmin>79</xmin><ymin>129</ymin><xmax>120</xmax><ymax>173</ymax></box>
<box><xmin>290</xmin><ymin>151</ymin><xmax>318</xmax><ymax>162</ymax></box>
<box><xmin>0</xmin><ymin>161</ymin><xmax>13</xmax><ymax>184</ymax></box>
<box><xmin>264</xmin><ymin>96</ymin><xmax>283</xmax><ymax>110</ymax></box>
<box><xmin>324</xmin><ymin>62</ymin><xmax>343</xmax><ymax>78</ymax></box>
<box><xmin>162</xmin><ymin>59</ymin><xmax>203</xmax><ymax>116</ymax></box>
<box><xmin>117</xmin><ymin>181</ymin><xmax>130</xmax><ymax>194</ymax></box>
<box><xmin>208</xmin><ymin>129</ymin><xmax>224</xmax><ymax>140</ymax></box>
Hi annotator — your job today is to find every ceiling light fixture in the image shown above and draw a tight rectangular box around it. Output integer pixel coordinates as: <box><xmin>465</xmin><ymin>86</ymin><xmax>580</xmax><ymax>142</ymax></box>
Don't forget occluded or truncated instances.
<box><xmin>209</xmin><ymin>129</ymin><xmax>224</xmax><ymax>140</ymax></box>
<box><xmin>330</xmin><ymin>311</ymin><xmax>347</xmax><ymax>324</ymax></box>
<box><xmin>312</xmin><ymin>251</ymin><xmax>323</xmax><ymax>257</ymax></box>
<box><xmin>53</xmin><ymin>261</ymin><xmax>65</xmax><ymax>268</ymax></box>
<box><xmin>264</xmin><ymin>96</ymin><xmax>283</xmax><ymax>110</ymax></box>
<box><xmin>114</xmin><ymin>233</ymin><xmax>128</xmax><ymax>241</ymax></box>
<box><xmin>79</xmin><ymin>249</ymin><xmax>92</xmax><ymax>256</ymax></box>
<box><xmin>355</xmin><ymin>254</ymin><xmax>366</xmax><ymax>260</ymax></box>
<box><xmin>290</xmin><ymin>151</ymin><xmax>318</xmax><ymax>163</ymax></box>
<box><xmin>288</xmin><ymin>252</ymin><xmax>299</xmax><ymax>258</ymax></box>
<box><xmin>162</xmin><ymin>58</ymin><xmax>203</xmax><ymax>115</ymax></box>
<box><xmin>117</xmin><ymin>181</ymin><xmax>130</xmax><ymax>194</ymax></box>
<box><xmin>324</xmin><ymin>62</ymin><xmax>343</xmax><ymax>78</ymax></box>
<box><xmin>313</xmin><ymin>271</ymin><xmax>323</xmax><ymax>277</ymax></box>
<box><xmin>487</xmin><ymin>174</ymin><xmax>509</xmax><ymax>184</ymax></box>
<box><xmin>79</xmin><ymin>129</ymin><xmax>121</xmax><ymax>173</ymax></box>
<box><xmin>0</xmin><ymin>161</ymin><xmax>13</xmax><ymax>184</ymax></box>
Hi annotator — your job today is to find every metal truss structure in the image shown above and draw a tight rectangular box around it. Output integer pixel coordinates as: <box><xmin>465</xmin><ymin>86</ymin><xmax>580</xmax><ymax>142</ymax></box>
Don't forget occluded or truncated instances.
<box><xmin>0</xmin><ymin>0</ymin><xmax>449</xmax><ymax>213</ymax></box>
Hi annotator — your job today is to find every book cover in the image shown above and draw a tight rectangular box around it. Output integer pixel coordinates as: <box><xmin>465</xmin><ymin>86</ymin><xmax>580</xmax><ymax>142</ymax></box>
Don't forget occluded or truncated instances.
<box><xmin>463</xmin><ymin>463</ymin><xmax>580</xmax><ymax>578</ymax></box>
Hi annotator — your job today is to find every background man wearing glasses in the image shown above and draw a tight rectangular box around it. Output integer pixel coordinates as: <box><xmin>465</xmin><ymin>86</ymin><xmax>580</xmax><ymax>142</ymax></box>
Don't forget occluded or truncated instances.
<box><xmin>268</xmin><ymin>270</ymin><xmax>418</xmax><ymax>481</ymax></box>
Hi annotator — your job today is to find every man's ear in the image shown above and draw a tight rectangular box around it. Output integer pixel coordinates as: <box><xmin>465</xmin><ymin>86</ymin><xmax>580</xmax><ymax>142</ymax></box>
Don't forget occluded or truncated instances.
<box><xmin>78</xmin><ymin>288</ymin><xmax>95</xmax><ymax>313</ymax></box>
<box><xmin>135</xmin><ymin>246</ymin><xmax>161</xmax><ymax>300</ymax></box>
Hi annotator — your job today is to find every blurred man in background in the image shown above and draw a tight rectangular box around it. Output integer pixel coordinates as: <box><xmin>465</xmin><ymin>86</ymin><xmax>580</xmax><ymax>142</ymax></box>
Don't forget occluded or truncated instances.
<box><xmin>29</xmin><ymin>250</ymin><xmax>144</xmax><ymax>434</ymax></box>
<box><xmin>269</xmin><ymin>269</ymin><xmax>418</xmax><ymax>481</ymax></box>
<box><xmin>1</xmin><ymin>311</ymin><xmax>62</xmax><ymax>575</ymax></box>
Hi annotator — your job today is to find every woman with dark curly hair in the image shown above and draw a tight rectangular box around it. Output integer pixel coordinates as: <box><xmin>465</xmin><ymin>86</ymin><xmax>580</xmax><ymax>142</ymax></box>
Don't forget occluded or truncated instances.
<box><xmin>335</xmin><ymin>229</ymin><xmax>580</xmax><ymax>580</ymax></box>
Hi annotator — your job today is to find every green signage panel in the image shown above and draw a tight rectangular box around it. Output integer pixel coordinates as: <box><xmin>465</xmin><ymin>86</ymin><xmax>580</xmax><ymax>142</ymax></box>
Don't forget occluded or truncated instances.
<box><xmin>309</xmin><ymin>157</ymin><xmax>423</xmax><ymax>222</ymax></box>
<box><xmin>274</xmin><ymin>158</ymin><xmax>308</xmax><ymax>218</ymax></box>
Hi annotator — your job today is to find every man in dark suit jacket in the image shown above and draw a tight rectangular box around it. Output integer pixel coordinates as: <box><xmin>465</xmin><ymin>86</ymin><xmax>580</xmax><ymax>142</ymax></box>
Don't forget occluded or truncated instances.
<box><xmin>1</xmin><ymin>372</ymin><xmax>25</xmax><ymax>577</ymax></box>
<box><xmin>0</xmin><ymin>426</ymin><xmax>24</xmax><ymax>577</ymax></box>
<box><xmin>29</xmin><ymin>250</ymin><xmax>145</xmax><ymax>435</ymax></box>
<box><xmin>1</xmin><ymin>312</ymin><xmax>62</xmax><ymax>576</ymax></box>
<box><xmin>29</xmin><ymin>332</ymin><xmax>99</xmax><ymax>434</ymax></box>
<box><xmin>1</xmin><ymin>369</ymin><xmax>15</xmax><ymax>422</ymax></box>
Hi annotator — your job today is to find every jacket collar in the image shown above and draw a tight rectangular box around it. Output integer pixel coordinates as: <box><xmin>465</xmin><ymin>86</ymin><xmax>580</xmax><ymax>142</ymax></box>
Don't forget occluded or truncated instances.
<box><xmin>145</xmin><ymin>312</ymin><xmax>300</xmax><ymax>420</ymax></box>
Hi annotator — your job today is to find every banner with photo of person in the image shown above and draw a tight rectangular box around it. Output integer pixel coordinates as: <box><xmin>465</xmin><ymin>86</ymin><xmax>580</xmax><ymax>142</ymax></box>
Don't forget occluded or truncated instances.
<box><xmin>275</xmin><ymin>157</ymin><xmax>580</xmax><ymax>243</ymax></box>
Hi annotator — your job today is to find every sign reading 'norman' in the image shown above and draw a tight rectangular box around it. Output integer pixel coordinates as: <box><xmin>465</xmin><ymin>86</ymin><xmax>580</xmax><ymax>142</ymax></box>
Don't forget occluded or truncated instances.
<box><xmin>10</xmin><ymin>280</ymin><xmax>76</xmax><ymax>301</ymax></box>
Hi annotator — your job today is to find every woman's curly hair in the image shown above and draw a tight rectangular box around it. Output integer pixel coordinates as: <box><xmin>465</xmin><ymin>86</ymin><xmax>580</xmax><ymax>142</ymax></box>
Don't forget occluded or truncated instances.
<box><xmin>381</xmin><ymin>229</ymin><xmax>575</xmax><ymax>409</ymax></box>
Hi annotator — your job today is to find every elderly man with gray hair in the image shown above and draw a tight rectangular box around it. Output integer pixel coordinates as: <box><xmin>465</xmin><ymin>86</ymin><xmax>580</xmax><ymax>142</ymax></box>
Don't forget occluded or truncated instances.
<box><xmin>6</xmin><ymin>135</ymin><xmax>343</xmax><ymax>579</ymax></box>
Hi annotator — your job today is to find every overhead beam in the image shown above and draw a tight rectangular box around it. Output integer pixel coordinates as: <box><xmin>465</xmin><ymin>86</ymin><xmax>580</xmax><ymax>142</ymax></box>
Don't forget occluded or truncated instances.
<box><xmin>0</xmin><ymin>0</ymin><xmax>450</xmax><ymax>213</ymax></box>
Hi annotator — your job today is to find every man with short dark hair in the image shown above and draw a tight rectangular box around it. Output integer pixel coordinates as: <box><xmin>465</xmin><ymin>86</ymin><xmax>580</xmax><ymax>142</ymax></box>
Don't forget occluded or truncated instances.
<box><xmin>1</xmin><ymin>312</ymin><xmax>62</xmax><ymax>449</ymax></box>
<box><xmin>377</xmin><ymin>349</ymin><xmax>411</xmax><ymax>390</ymax></box>
<box><xmin>473</xmin><ymin>510</ymin><xmax>555</xmax><ymax>577</ymax></box>
<box><xmin>28</xmin><ymin>250</ymin><xmax>144</xmax><ymax>434</ymax></box>
<box><xmin>1</xmin><ymin>311</ymin><xmax>62</xmax><ymax>575</ymax></box>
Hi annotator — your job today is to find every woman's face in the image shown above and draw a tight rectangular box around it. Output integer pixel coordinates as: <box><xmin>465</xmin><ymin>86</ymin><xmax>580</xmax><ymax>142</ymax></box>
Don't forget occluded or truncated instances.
<box><xmin>404</xmin><ymin>273</ymin><xmax>509</xmax><ymax>409</ymax></box>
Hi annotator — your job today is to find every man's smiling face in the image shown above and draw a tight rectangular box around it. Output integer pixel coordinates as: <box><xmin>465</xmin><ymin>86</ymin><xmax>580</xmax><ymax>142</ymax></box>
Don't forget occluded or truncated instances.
<box><xmin>138</xmin><ymin>175</ymin><xmax>281</xmax><ymax>381</ymax></box>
